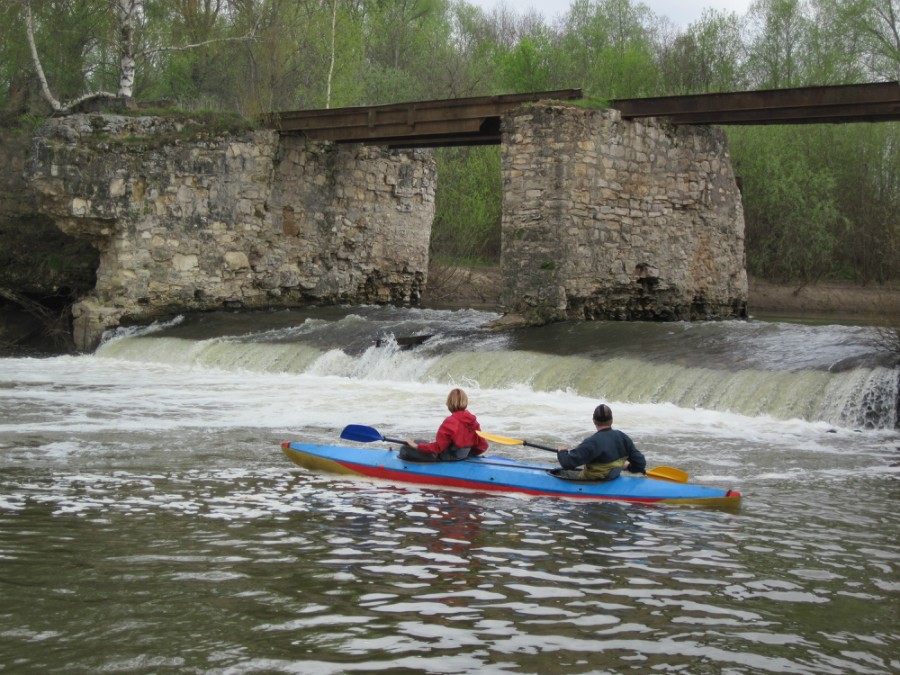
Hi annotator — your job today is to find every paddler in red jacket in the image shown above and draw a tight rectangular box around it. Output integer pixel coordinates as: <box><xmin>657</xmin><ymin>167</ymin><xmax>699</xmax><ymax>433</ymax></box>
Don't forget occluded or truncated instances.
<box><xmin>401</xmin><ymin>388</ymin><xmax>489</xmax><ymax>462</ymax></box>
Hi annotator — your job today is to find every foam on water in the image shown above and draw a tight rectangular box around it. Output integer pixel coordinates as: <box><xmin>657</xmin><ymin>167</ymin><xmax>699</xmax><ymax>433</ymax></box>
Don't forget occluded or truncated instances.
<box><xmin>87</xmin><ymin>323</ymin><xmax>900</xmax><ymax>430</ymax></box>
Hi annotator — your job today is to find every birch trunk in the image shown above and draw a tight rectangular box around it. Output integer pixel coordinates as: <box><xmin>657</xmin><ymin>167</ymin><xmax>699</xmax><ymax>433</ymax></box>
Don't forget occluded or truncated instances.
<box><xmin>23</xmin><ymin>0</ymin><xmax>62</xmax><ymax>111</ymax></box>
<box><xmin>117</xmin><ymin>0</ymin><xmax>140</xmax><ymax>98</ymax></box>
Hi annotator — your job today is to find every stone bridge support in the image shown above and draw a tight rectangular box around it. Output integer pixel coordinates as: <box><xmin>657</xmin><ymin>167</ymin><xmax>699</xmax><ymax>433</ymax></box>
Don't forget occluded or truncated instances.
<box><xmin>500</xmin><ymin>104</ymin><xmax>747</xmax><ymax>323</ymax></box>
<box><xmin>25</xmin><ymin>115</ymin><xmax>435</xmax><ymax>350</ymax></box>
<box><xmin>9</xmin><ymin>104</ymin><xmax>749</xmax><ymax>353</ymax></box>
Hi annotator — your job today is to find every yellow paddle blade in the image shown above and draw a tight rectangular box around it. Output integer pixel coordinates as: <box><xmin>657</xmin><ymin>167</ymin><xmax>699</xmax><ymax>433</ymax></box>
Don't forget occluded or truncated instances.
<box><xmin>476</xmin><ymin>430</ymin><xmax>525</xmax><ymax>446</ymax></box>
<box><xmin>647</xmin><ymin>466</ymin><xmax>689</xmax><ymax>483</ymax></box>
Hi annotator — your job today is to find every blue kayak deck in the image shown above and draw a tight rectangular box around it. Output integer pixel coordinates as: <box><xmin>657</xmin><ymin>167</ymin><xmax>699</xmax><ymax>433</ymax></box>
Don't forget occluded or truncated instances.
<box><xmin>281</xmin><ymin>442</ymin><xmax>742</xmax><ymax>508</ymax></box>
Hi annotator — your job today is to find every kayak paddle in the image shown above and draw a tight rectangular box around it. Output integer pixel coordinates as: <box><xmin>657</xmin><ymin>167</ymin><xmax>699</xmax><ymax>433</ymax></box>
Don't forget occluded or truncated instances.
<box><xmin>476</xmin><ymin>430</ymin><xmax>556</xmax><ymax>452</ymax></box>
<box><xmin>340</xmin><ymin>424</ymin><xmax>407</xmax><ymax>446</ymax></box>
<box><xmin>643</xmin><ymin>466</ymin><xmax>689</xmax><ymax>483</ymax></box>
<box><xmin>477</xmin><ymin>430</ymin><xmax>689</xmax><ymax>483</ymax></box>
<box><xmin>340</xmin><ymin>426</ymin><xmax>554</xmax><ymax>469</ymax></box>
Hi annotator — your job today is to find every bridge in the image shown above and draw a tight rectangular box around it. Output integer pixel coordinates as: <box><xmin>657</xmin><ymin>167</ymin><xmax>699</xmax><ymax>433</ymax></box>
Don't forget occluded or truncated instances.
<box><xmin>263</xmin><ymin>81</ymin><xmax>900</xmax><ymax>148</ymax></box>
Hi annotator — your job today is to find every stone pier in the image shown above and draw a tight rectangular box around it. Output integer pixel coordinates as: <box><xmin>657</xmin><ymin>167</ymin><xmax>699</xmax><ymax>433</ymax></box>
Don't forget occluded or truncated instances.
<box><xmin>500</xmin><ymin>104</ymin><xmax>747</xmax><ymax>323</ymax></box>
<box><xmin>25</xmin><ymin>115</ymin><xmax>436</xmax><ymax>349</ymax></box>
<box><xmin>4</xmin><ymin>101</ymin><xmax>749</xmax><ymax>353</ymax></box>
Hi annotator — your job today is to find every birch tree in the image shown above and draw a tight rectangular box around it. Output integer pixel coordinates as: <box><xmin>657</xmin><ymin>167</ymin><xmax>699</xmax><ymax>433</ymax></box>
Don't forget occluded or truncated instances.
<box><xmin>117</xmin><ymin>0</ymin><xmax>139</xmax><ymax>97</ymax></box>
<box><xmin>21</xmin><ymin>0</ymin><xmax>256</xmax><ymax>112</ymax></box>
<box><xmin>23</xmin><ymin>0</ymin><xmax>129</xmax><ymax>111</ymax></box>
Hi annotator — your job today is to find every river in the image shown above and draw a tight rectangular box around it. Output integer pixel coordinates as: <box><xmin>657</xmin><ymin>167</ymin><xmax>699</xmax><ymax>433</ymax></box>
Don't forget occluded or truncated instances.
<box><xmin>0</xmin><ymin>306</ymin><xmax>897</xmax><ymax>674</ymax></box>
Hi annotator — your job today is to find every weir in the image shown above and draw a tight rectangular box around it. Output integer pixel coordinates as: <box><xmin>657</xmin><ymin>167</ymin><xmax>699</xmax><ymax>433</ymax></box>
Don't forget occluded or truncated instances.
<box><xmin>93</xmin><ymin>310</ymin><xmax>899</xmax><ymax>431</ymax></box>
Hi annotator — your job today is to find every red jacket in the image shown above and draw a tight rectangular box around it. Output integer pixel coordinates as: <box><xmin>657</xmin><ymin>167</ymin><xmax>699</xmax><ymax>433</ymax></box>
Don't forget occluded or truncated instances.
<box><xmin>416</xmin><ymin>410</ymin><xmax>489</xmax><ymax>456</ymax></box>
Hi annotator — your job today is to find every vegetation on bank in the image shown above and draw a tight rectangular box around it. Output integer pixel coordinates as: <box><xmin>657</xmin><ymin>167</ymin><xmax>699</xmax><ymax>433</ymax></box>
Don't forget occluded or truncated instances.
<box><xmin>1</xmin><ymin>2</ymin><xmax>897</xmax><ymax>332</ymax></box>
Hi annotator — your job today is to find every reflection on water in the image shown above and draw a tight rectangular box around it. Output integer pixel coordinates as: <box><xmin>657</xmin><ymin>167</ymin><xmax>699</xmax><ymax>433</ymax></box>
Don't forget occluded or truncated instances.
<box><xmin>1</xmin><ymin>462</ymin><xmax>897</xmax><ymax>674</ymax></box>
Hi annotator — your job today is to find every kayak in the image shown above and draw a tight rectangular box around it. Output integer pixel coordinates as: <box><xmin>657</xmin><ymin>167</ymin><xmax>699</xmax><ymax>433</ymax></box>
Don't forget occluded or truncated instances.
<box><xmin>280</xmin><ymin>441</ymin><xmax>742</xmax><ymax>509</ymax></box>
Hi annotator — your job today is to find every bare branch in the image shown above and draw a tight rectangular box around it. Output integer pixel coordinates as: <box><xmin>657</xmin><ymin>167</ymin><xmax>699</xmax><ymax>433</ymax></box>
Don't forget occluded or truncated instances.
<box><xmin>140</xmin><ymin>32</ymin><xmax>258</xmax><ymax>58</ymax></box>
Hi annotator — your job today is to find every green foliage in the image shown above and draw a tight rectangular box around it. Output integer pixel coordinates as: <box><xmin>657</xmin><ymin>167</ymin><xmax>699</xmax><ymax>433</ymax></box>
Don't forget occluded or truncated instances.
<box><xmin>729</xmin><ymin>126</ymin><xmax>836</xmax><ymax>281</ymax></box>
<box><xmin>745</xmin><ymin>0</ymin><xmax>811</xmax><ymax>88</ymax></box>
<box><xmin>558</xmin><ymin>0</ymin><xmax>659</xmax><ymax>98</ymax></box>
<box><xmin>729</xmin><ymin>123</ymin><xmax>899</xmax><ymax>284</ymax></box>
<box><xmin>432</xmin><ymin>146</ymin><xmax>501</xmax><ymax>263</ymax></box>
<box><xmin>497</xmin><ymin>33</ymin><xmax>555</xmax><ymax>92</ymax></box>
<box><xmin>658</xmin><ymin>9</ymin><xmax>747</xmax><ymax>94</ymax></box>
<box><xmin>818</xmin><ymin>123</ymin><xmax>900</xmax><ymax>283</ymax></box>
<box><xmin>0</xmin><ymin>113</ymin><xmax>46</xmax><ymax>134</ymax></box>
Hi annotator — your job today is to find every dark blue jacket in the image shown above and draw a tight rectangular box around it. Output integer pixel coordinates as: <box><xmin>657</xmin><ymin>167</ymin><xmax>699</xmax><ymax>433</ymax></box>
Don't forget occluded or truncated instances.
<box><xmin>558</xmin><ymin>428</ymin><xmax>646</xmax><ymax>478</ymax></box>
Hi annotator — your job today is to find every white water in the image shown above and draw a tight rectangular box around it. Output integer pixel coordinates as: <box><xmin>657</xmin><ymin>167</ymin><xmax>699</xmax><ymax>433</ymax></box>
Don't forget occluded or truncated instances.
<box><xmin>1</xmin><ymin>310</ymin><xmax>898</xmax><ymax>674</ymax></box>
<box><xmin>89</xmin><ymin>315</ymin><xmax>899</xmax><ymax>431</ymax></box>
<box><xmin>2</xmin><ymin>333</ymin><xmax>896</xmax><ymax>481</ymax></box>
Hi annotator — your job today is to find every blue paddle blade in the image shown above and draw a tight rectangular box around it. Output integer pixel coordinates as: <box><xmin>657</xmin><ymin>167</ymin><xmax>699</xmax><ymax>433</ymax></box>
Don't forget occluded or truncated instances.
<box><xmin>340</xmin><ymin>424</ymin><xmax>385</xmax><ymax>443</ymax></box>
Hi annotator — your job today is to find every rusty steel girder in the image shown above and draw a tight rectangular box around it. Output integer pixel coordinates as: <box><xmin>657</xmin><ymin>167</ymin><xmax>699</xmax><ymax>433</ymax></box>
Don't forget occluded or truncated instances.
<box><xmin>263</xmin><ymin>89</ymin><xmax>583</xmax><ymax>147</ymax></box>
<box><xmin>611</xmin><ymin>82</ymin><xmax>900</xmax><ymax>125</ymax></box>
<box><xmin>261</xmin><ymin>82</ymin><xmax>898</xmax><ymax>148</ymax></box>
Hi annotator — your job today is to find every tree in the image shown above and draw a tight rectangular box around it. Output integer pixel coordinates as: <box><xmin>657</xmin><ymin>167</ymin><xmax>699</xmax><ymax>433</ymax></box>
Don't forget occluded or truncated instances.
<box><xmin>358</xmin><ymin>0</ymin><xmax>454</xmax><ymax>103</ymax></box>
<box><xmin>658</xmin><ymin>9</ymin><xmax>746</xmax><ymax>94</ymax></box>
<box><xmin>559</xmin><ymin>0</ymin><xmax>659</xmax><ymax>98</ymax></box>
<box><xmin>21</xmin><ymin>0</ymin><xmax>118</xmax><ymax>111</ymax></box>
<box><xmin>432</xmin><ymin>145</ymin><xmax>502</xmax><ymax>262</ymax></box>
<box><xmin>828</xmin><ymin>0</ymin><xmax>900</xmax><ymax>80</ymax></box>
<box><xmin>19</xmin><ymin>0</ymin><xmax>258</xmax><ymax>113</ymax></box>
<box><xmin>497</xmin><ymin>31</ymin><xmax>555</xmax><ymax>92</ymax></box>
<box><xmin>745</xmin><ymin>0</ymin><xmax>811</xmax><ymax>87</ymax></box>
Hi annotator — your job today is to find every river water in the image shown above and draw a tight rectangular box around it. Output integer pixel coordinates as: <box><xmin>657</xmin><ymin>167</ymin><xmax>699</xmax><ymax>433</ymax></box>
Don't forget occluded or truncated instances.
<box><xmin>1</xmin><ymin>306</ymin><xmax>897</xmax><ymax>674</ymax></box>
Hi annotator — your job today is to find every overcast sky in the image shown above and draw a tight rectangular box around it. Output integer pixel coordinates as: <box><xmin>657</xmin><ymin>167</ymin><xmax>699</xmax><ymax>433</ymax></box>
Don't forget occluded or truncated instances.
<box><xmin>467</xmin><ymin>0</ymin><xmax>755</xmax><ymax>28</ymax></box>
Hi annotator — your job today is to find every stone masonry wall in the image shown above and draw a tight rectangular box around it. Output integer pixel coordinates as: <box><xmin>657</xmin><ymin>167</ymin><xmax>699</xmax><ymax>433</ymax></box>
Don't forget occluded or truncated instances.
<box><xmin>26</xmin><ymin>115</ymin><xmax>435</xmax><ymax>350</ymax></box>
<box><xmin>500</xmin><ymin>104</ymin><xmax>747</xmax><ymax>323</ymax></box>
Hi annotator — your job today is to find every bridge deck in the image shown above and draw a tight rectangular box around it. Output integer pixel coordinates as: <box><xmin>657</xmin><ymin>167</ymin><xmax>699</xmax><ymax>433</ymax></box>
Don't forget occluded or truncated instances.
<box><xmin>262</xmin><ymin>82</ymin><xmax>899</xmax><ymax>147</ymax></box>
<box><xmin>263</xmin><ymin>89</ymin><xmax>583</xmax><ymax>147</ymax></box>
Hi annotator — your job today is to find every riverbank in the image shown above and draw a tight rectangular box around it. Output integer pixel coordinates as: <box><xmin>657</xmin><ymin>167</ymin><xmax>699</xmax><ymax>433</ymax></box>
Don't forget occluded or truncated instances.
<box><xmin>422</xmin><ymin>264</ymin><xmax>900</xmax><ymax>322</ymax></box>
<box><xmin>747</xmin><ymin>277</ymin><xmax>900</xmax><ymax>321</ymax></box>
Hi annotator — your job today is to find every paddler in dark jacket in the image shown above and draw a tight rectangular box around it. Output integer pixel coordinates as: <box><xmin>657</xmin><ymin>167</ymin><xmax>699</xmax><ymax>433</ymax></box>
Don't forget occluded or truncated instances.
<box><xmin>401</xmin><ymin>388</ymin><xmax>489</xmax><ymax>462</ymax></box>
<box><xmin>556</xmin><ymin>404</ymin><xmax>647</xmax><ymax>480</ymax></box>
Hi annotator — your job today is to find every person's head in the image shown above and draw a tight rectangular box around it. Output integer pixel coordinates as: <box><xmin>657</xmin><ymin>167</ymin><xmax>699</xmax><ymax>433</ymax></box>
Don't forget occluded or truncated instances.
<box><xmin>593</xmin><ymin>403</ymin><xmax>613</xmax><ymax>427</ymax></box>
<box><xmin>446</xmin><ymin>388</ymin><xmax>469</xmax><ymax>412</ymax></box>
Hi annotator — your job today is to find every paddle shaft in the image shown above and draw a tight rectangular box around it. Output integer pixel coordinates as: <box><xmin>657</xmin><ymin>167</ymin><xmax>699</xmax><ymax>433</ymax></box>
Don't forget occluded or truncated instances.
<box><xmin>476</xmin><ymin>430</ymin><xmax>557</xmax><ymax>452</ymax></box>
<box><xmin>522</xmin><ymin>440</ymin><xmax>558</xmax><ymax>453</ymax></box>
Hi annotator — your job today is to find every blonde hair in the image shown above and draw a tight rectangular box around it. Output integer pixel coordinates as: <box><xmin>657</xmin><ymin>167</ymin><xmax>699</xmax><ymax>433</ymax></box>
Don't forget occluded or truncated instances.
<box><xmin>446</xmin><ymin>388</ymin><xmax>468</xmax><ymax>412</ymax></box>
